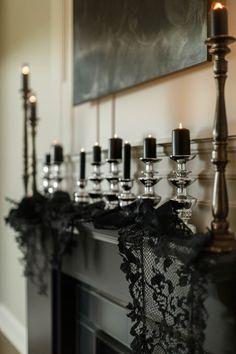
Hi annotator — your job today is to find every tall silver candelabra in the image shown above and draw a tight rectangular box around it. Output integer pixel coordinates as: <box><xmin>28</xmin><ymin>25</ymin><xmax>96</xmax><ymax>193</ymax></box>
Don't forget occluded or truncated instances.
<box><xmin>103</xmin><ymin>159</ymin><xmax>121</xmax><ymax>209</ymax></box>
<box><xmin>138</xmin><ymin>158</ymin><xmax>162</xmax><ymax>207</ymax></box>
<box><xmin>168</xmin><ymin>155</ymin><xmax>197</xmax><ymax>233</ymax></box>
<box><xmin>88</xmin><ymin>163</ymin><xmax>104</xmax><ymax>203</ymax></box>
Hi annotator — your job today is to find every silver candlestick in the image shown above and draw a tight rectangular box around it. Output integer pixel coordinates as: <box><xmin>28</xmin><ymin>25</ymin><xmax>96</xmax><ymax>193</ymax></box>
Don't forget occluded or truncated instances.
<box><xmin>168</xmin><ymin>155</ymin><xmax>197</xmax><ymax>233</ymax></box>
<box><xmin>49</xmin><ymin>163</ymin><xmax>63</xmax><ymax>194</ymax></box>
<box><xmin>119</xmin><ymin>179</ymin><xmax>136</xmax><ymax>207</ymax></box>
<box><xmin>138</xmin><ymin>158</ymin><xmax>162</xmax><ymax>207</ymax></box>
<box><xmin>88</xmin><ymin>163</ymin><xmax>104</xmax><ymax>203</ymax></box>
<box><xmin>103</xmin><ymin>159</ymin><xmax>121</xmax><ymax>209</ymax></box>
<box><xmin>42</xmin><ymin>163</ymin><xmax>51</xmax><ymax>196</ymax></box>
<box><xmin>74</xmin><ymin>179</ymin><xmax>89</xmax><ymax>204</ymax></box>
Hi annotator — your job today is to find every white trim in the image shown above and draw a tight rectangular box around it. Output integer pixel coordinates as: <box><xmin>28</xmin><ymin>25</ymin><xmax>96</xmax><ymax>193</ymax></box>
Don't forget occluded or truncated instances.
<box><xmin>0</xmin><ymin>303</ymin><xmax>27</xmax><ymax>354</ymax></box>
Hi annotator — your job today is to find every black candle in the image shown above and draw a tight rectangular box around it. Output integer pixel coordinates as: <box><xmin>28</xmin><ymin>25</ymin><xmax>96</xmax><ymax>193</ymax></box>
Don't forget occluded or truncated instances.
<box><xmin>123</xmin><ymin>142</ymin><xmax>131</xmax><ymax>179</ymax></box>
<box><xmin>93</xmin><ymin>143</ymin><xmax>101</xmax><ymax>163</ymax></box>
<box><xmin>209</xmin><ymin>2</ymin><xmax>228</xmax><ymax>37</ymax></box>
<box><xmin>44</xmin><ymin>153</ymin><xmax>51</xmax><ymax>166</ymax></box>
<box><xmin>172</xmin><ymin>124</ymin><xmax>190</xmax><ymax>156</ymax></box>
<box><xmin>22</xmin><ymin>64</ymin><xmax>30</xmax><ymax>92</ymax></box>
<box><xmin>50</xmin><ymin>143</ymin><xmax>63</xmax><ymax>164</ymax></box>
<box><xmin>143</xmin><ymin>135</ymin><xmax>156</xmax><ymax>158</ymax></box>
<box><xmin>80</xmin><ymin>149</ymin><xmax>86</xmax><ymax>179</ymax></box>
<box><xmin>29</xmin><ymin>95</ymin><xmax>37</xmax><ymax>121</ymax></box>
<box><xmin>108</xmin><ymin>135</ymin><xmax>122</xmax><ymax>160</ymax></box>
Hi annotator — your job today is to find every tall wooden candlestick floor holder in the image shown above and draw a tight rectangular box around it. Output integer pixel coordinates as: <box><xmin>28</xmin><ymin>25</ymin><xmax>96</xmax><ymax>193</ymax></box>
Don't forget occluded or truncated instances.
<box><xmin>206</xmin><ymin>34</ymin><xmax>236</xmax><ymax>253</ymax></box>
<box><xmin>88</xmin><ymin>163</ymin><xmax>104</xmax><ymax>203</ymax></box>
<box><xmin>21</xmin><ymin>90</ymin><xmax>30</xmax><ymax>196</ymax></box>
<box><xmin>168</xmin><ymin>155</ymin><xmax>197</xmax><ymax>233</ymax></box>
<box><xmin>29</xmin><ymin>112</ymin><xmax>38</xmax><ymax>195</ymax></box>
<box><xmin>103</xmin><ymin>159</ymin><xmax>121</xmax><ymax>209</ymax></box>
<box><xmin>138</xmin><ymin>158</ymin><xmax>162</xmax><ymax>207</ymax></box>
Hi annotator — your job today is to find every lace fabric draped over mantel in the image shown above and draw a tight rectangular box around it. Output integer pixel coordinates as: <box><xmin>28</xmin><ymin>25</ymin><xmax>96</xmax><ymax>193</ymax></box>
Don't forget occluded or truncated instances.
<box><xmin>118</xmin><ymin>200</ymin><xmax>212</xmax><ymax>354</ymax></box>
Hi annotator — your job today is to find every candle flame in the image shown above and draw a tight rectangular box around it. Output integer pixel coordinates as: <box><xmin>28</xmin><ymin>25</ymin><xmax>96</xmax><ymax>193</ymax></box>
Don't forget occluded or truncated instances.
<box><xmin>114</xmin><ymin>134</ymin><xmax>118</xmax><ymax>138</ymax></box>
<box><xmin>212</xmin><ymin>2</ymin><xmax>224</xmax><ymax>10</ymax></box>
<box><xmin>148</xmin><ymin>134</ymin><xmax>152</xmax><ymax>138</ymax></box>
<box><xmin>81</xmin><ymin>148</ymin><xmax>85</xmax><ymax>152</ymax></box>
<box><xmin>179</xmin><ymin>123</ymin><xmax>183</xmax><ymax>129</ymax></box>
<box><xmin>95</xmin><ymin>142</ymin><xmax>99</xmax><ymax>146</ymax></box>
<box><xmin>22</xmin><ymin>65</ymin><xmax>30</xmax><ymax>75</ymax></box>
<box><xmin>52</xmin><ymin>140</ymin><xmax>58</xmax><ymax>145</ymax></box>
<box><xmin>125</xmin><ymin>141</ymin><xmax>129</xmax><ymax>144</ymax></box>
<box><xmin>29</xmin><ymin>95</ymin><xmax>37</xmax><ymax>103</ymax></box>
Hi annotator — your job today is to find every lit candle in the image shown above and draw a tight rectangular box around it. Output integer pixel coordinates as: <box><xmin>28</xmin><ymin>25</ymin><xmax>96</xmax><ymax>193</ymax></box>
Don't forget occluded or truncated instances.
<box><xmin>80</xmin><ymin>148</ymin><xmax>86</xmax><ymax>179</ymax></box>
<box><xmin>21</xmin><ymin>64</ymin><xmax>30</xmax><ymax>93</ymax></box>
<box><xmin>172</xmin><ymin>123</ymin><xmax>190</xmax><ymax>156</ymax></box>
<box><xmin>50</xmin><ymin>142</ymin><xmax>63</xmax><ymax>164</ymax></box>
<box><xmin>209</xmin><ymin>2</ymin><xmax>228</xmax><ymax>37</ymax></box>
<box><xmin>108</xmin><ymin>134</ymin><xmax>122</xmax><ymax>160</ymax></box>
<box><xmin>123</xmin><ymin>142</ymin><xmax>131</xmax><ymax>179</ymax></box>
<box><xmin>29</xmin><ymin>94</ymin><xmax>37</xmax><ymax>121</ymax></box>
<box><xmin>143</xmin><ymin>135</ymin><xmax>156</xmax><ymax>159</ymax></box>
<box><xmin>93</xmin><ymin>142</ymin><xmax>101</xmax><ymax>164</ymax></box>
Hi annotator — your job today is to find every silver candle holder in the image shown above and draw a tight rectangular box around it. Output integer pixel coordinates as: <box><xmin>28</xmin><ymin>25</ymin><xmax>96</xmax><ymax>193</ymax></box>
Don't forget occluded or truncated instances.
<box><xmin>119</xmin><ymin>179</ymin><xmax>136</xmax><ymax>207</ymax></box>
<box><xmin>168</xmin><ymin>155</ymin><xmax>197</xmax><ymax>233</ymax></box>
<box><xmin>103</xmin><ymin>159</ymin><xmax>121</xmax><ymax>209</ymax></box>
<box><xmin>49</xmin><ymin>163</ymin><xmax>63</xmax><ymax>194</ymax></box>
<box><xmin>74</xmin><ymin>179</ymin><xmax>89</xmax><ymax>204</ymax></box>
<box><xmin>138</xmin><ymin>158</ymin><xmax>162</xmax><ymax>207</ymax></box>
<box><xmin>42</xmin><ymin>162</ymin><xmax>51</xmax><ymax>196</ymax></box>
<box><xmin>88</xmin><ymin>163</ymin><xmax>104</xmax><ymax>203</ymax></box>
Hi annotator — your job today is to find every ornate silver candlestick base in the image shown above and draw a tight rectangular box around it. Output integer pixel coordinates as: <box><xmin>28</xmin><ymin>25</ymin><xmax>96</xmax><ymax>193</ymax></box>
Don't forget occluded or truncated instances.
<box><xmin>103</xmin><ymin>160</ymin><xmax>120</xmax><ymax>209</ymax></box>
<box><xmin>138</xmin><ymin>158</ymin><xmax>162</xmax><ymax>207</ymax></box>
<box><xmin>42</xmin><ymin>164</ymin><xmax>51</xmax><ymax>196</ymax></box>
<box><xmin>88</xmin><ymin>163</ymin><xmax>104</xmax><ymax>203</ymax></box>
<box><xmin>74</xmin><ymin>179</ymin><xmax>89</xmax><ymax>204</ymax></box>
<box><xmin>168</xmin><ymin>155</ymin><xmax>197</xmax><ymax>233</ymax></box>
<box><xmin>119</xmin><ymin>179</ymin><xmax>136</xmax><ymax>207</ymax></box>
<box><xmin>49</xmin><ymin>164</ymin><xmax>63</xmax><ymax>194</ymax></box>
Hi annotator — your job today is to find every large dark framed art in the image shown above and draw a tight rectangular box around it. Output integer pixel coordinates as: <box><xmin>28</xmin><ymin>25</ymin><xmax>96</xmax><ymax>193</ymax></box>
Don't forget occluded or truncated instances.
<box><xmin>73</xmin><ymin>0</ymin><xmax>209</xmax><ymax>105</ymax></box>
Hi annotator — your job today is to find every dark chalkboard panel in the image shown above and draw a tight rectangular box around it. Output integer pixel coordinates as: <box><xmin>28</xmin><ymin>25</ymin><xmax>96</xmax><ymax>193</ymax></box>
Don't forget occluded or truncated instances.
<box><xmin>73</xmin><ymin>0</ymin><xmax>209</xmax><ymax>105</ymax></box>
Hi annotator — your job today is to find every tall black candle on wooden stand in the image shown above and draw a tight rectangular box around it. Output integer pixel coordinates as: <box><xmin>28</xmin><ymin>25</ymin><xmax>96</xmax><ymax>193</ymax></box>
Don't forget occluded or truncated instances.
<box><xmin>29</xmin><ymin>94</ymin><xmax>38</xmax><ymax>195</ymax></box>
<box><xmin>21</xmin><ymin>64</ymin><xmax>31</xmax><ymax>195</ymax></box>
<box><xmin>143</xmin><ymin>135</ymin><xmax>156</xmax><ymax>158</ymax></box>
<box><xmin>108</xmin><ymin>135</ymin><xmax>122</xmax><ymax>160</ymax></box>
<box><xmin>209</xmin><ymin>2</ymin><xmax>228</xmax><ymax>37</ymax></box>
<box><xmin>123</xmin><ymin>142</ymin><xmax>131</xmax><ymax>179</ymax></box>
<box><xmin>80</xmin><ymin>149</ymin><xmax>86</xmax><ymax>179</ymax></box>
<box><xmin>172</xmin><ymin>123</ymin><xmax>191</xmax><ymax>156</ymax></box>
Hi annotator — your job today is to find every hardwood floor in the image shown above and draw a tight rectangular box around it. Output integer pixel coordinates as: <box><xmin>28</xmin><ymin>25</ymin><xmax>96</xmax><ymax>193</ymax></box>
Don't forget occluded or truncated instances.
<box><xmin>0</xmin><ymin>332</ymin><xmax>20</xmax><ymax>354</ymax></box>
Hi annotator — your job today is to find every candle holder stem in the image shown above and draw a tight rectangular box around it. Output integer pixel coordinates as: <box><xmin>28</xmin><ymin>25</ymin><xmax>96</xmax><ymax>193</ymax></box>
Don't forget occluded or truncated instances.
<box><xmin>206</xmin><ymin>35</ymin><xmax>236</xmax><ymax>252</ymax></box>
<box><xmin>74</xmin><ymin>179</ymin><xmax>89</xmax><ymax>204</ymax></box>
<box><xmin>168</xmin><ymin>155</ymin><xmax>197</xmax><ymax>233</ymax></box>
<box><xmin>29</xmin><ymin>114</ymin><xmax>38</xmax><ymax>195</ymax></box>
<box><xmin>138</xmin><ymin>158</ymin><xmax>162</xmax><ymax>207</ymax></box>
<box><xmin>88</xmin><ymin>163</ymin><xmax>104</xmax><ymax>203</ymax></box>
<box><xmin>49</xmin><ymin>164</ymin><xmax>63</xmax><ymax>194</ymax></box>
<box><xmin>22</xmin><ymin>92</ymin><xmax>30</xmax><ymax>196</ymax></box>
<box><xmin>119</xmin><ymin>179</ymin><xmax>136</xmax><ymax>207</ymax></box>
<box><xmin>103</xmin><ymin>160</ymin><xmax>120</xmax><ymax>209</ymax></box>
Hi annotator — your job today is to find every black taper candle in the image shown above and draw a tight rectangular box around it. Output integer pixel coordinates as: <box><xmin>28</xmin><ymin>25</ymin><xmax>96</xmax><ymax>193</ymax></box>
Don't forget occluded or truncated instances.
<box><xmin>22</xmin><ymin>64</ymin><xmax>30</xmax><ymax>93</ymax></box>
<box><xmin>209</xmin><ymin>2</ymin><xmax>228</xmax><ymax>37</ymax></box>
<box><xmin>143</xmin><ymin>135</ymin><xmax>156</xmax><ymax>158</ymax></box>
<box><xmin>80</xmin><ymin>149</ymin><xmax>86</xmax><ymax>179</ymax></box>
<box><xmin>51</xmin><ymin>143</ymin><xmax>63</xmax><ymax>164</ymax></box>
<box><xmin>108</xmin><ymin>135</ymin><xmax>122</xmax><ymax>160</ymax></box>
<box><xmin>172</xmin><ymin>124</ymin><xmax>190</xmax><ymax>156</ymax></box>
<box><xmin>44</xmin><ymin>153</ymin><xmax>51</xmax><ymax>165</ymax></box>
<box><xmin>29</xmin><ymin>94</ymin><xmax>37</xmax><ymax>121</ymax></box>
<box><xmin>123</xmin><ymin>142</ymin><xmax>131</xmax><ymax>179</ymax></box>
<box><xmin>93</xmin><ymin>143</ymin><xmax>101</xmax><ymax>163</ymax></box>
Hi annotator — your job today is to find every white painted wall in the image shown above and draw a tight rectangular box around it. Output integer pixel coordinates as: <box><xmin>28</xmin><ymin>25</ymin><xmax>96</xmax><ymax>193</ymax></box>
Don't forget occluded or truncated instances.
<box><xmin>0</xmin><ymin>0</ymin><xmax>236</xmax><ymax>352</ymax></box>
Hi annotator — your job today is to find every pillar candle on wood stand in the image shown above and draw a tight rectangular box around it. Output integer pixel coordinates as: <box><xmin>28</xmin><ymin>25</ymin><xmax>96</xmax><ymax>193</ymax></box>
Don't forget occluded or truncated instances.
<box><xmin>209</xmin><ymin>2</ymin><xmax>228</xmax><ymax>37</ymax></box>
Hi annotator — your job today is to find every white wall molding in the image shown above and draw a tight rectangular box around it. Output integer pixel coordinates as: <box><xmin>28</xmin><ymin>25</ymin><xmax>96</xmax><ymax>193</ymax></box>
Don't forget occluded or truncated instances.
<box><xmin>0</xmin><ymin>303</ymin><xmax>27</xmax><ymax>354</ymax></box>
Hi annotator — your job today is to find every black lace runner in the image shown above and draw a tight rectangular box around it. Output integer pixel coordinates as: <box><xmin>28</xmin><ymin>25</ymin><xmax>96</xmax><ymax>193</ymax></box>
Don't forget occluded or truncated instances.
<box><xmin>118</xmin><ymin>201</ymin><xmax>211</xmax><ymax>354</ymax></box>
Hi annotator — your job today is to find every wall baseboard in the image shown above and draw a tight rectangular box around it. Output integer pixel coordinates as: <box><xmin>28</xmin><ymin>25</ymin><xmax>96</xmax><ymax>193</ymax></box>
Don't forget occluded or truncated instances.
<box><xmin>0</xmin><ymin>303</ymin><xmax>27</xmax><ymax>354</ymax></box>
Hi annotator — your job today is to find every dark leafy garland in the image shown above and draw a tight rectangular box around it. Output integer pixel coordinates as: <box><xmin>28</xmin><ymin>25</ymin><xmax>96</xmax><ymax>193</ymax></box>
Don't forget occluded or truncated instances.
<box><xmin>5</xmin><ymin>191</ymin><xmax>105</xmax><ymax>294</ymax></box>
<box><xmin>118</xmin><ymin>200</ymin><xmax>212</xmax><ymax>354</ymax></box>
